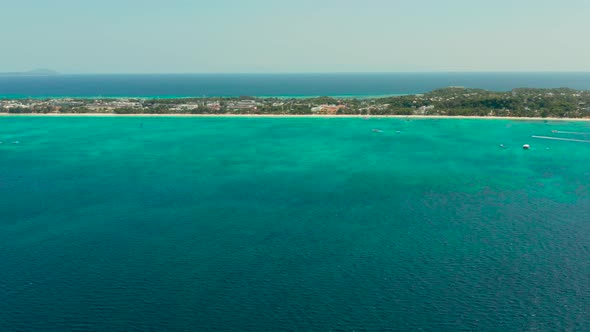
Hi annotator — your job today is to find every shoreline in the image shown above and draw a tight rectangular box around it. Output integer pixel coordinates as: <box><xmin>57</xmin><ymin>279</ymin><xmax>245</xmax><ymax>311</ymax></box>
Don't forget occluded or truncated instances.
<box><xmin>0</xmin><ymin>94</ymin><xmax>408</xmax><ymax>100</ymax></box>
<box><xmin>1</xmin><ymin>113</ymin><xmax>590</xmax><ymax>121</ymax></box>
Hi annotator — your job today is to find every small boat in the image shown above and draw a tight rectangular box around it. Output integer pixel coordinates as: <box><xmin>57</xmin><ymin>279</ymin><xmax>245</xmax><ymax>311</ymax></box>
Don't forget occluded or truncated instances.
<box><xmin>372</xmin><ymin>129</ymin><xmax>383</xmax><ymax>133</ymax></box>
<box><xmin>523</xmin><ymin>144</ymin><xmax>530</xmax><ymax>150</ymax></box>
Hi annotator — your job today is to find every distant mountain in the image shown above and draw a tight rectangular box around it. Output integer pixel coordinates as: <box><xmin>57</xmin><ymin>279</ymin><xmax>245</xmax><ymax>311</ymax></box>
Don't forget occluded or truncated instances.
<box><xmin>0</xmin><ymin>69</ymin><xmax>59</xmax><ymax>76</ymax></box>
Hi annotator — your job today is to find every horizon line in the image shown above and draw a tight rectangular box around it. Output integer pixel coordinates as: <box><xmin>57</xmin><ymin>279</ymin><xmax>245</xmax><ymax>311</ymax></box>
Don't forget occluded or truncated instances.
<box><xmin>4</xmin><ymin>70</ymin><xmax>590</xmax><ymax>76</ymax></box>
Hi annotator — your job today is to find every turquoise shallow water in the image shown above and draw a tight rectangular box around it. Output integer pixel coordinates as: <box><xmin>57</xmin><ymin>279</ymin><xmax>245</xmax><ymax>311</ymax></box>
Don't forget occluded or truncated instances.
<box><xmin>0</xmin><ymin>117</ymin><xmax>589</xmax><ymax>330</ymax></box>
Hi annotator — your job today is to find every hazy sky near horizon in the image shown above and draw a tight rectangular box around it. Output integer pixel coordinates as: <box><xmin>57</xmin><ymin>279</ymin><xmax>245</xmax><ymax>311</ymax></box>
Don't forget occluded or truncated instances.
<box><xmin>2</xmin><ymin>0</ymin><xmax>590</xmax><ymax>73</ymax></box>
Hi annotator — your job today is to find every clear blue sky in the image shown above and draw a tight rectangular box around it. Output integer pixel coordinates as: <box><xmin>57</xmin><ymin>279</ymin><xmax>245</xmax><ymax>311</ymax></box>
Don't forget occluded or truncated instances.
<box><xmin>2</xmin><ymin>0</ymin><xmax>589</xmax><ymax>73</ymax></box>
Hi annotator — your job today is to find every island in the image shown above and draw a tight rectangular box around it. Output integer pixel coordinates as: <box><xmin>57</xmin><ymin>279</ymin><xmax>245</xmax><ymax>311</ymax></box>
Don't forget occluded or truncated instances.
<box><xmin>1</xmin><ymin>87</ymin><xmax>590</xmax><ymax>119</ymax></box>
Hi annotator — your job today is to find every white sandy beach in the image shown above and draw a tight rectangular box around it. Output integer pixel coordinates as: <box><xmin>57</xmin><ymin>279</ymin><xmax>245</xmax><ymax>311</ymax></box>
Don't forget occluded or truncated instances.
<box><xmin>1</xmin><ymin>112</ymin><xmax>590</xmax><ymax>121</ymax></box>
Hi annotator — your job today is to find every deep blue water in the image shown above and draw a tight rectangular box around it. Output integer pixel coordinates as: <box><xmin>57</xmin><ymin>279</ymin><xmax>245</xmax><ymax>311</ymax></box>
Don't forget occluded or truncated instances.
<box><xmin>1</xmin><ymin>72</ymin><xmax>590</xmax><ymax>98</ymax></box>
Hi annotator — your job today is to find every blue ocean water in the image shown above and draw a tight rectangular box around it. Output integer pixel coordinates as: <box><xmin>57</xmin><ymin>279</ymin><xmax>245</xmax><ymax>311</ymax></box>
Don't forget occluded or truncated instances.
<box><xmin>1</xmin><ymin>72</ymin><xmax>590</xmax><ymax>98</ymax></box>
<box><xmin>0</xmin><ymin>117</ymin><xmax>589</xmax><ymax>330</ymax></box>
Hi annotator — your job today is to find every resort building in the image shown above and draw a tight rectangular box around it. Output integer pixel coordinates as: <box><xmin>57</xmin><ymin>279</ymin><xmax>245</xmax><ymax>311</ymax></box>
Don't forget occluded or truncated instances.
<box><xmin>311</xmin><ymin>104</ymin><xmax>346</xmax><ymax>114</ymax></box>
